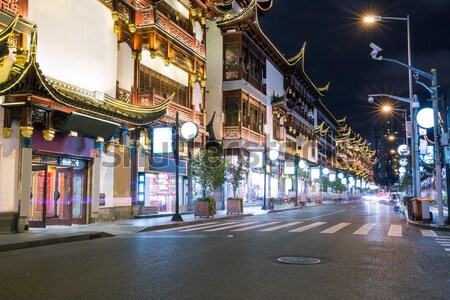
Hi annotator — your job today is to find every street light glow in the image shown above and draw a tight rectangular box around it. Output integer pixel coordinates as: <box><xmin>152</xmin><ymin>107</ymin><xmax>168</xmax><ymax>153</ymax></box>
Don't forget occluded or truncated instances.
<box><xmin>363</xmin><ymin>15</ymin><xmax>382</xmax><ymax>23</ymax></box>
<box><xmin>382</xmin><ymin>105</ymin><xmax>392</xmax><ymax>112</ymax></box>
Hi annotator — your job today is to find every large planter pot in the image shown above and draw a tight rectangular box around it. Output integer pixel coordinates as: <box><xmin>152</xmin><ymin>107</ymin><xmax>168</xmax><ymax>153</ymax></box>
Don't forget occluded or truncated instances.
<box><xmin>227</xmin><ymin>198</ymin><xmax>243</xmax><ymax>214</ymax></box>
<box><xmin>194</xmin><ymin>197</ymin><xmax>216</xmax><ymax>218</ymax></box>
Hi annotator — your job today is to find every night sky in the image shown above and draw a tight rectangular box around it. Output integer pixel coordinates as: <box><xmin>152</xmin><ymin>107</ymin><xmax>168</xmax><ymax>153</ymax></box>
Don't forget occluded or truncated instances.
<box><xmin>259</xmin><ymin>0</ymin><xmax>450</xmax><ymax>138</ymax></box>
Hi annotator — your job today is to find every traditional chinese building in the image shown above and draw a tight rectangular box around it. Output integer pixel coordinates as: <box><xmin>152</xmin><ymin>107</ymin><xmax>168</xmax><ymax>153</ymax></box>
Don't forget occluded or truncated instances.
<box><xmin>0</xmin><ymin>0</ymin><xmax>211</xmax><ymax>231</ymax></box>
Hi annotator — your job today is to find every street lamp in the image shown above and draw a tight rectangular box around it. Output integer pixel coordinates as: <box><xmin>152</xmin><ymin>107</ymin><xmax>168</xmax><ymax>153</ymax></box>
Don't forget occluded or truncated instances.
<box><xmin>364</xmin><ymin>14</ymin><xmax>419</xmax><ymax>197</ymax></box>
<box><xmin>368</xmin><ymin>94</ymin><xmax>420</xmax><ymax>198</ymax></box>
<box><xmin>369</xmin><ymin>45</ymin><xmax>444</xmax><ymax>225</ymax></box>
<box><xmin>171</xmin><ymin>112</ymin><xmax>198</xmax><ymax>221</ymax></box>
<box><xmin>262</xmin><ymin>146</ymin><xmax>279</xmax><ymax>210</ymax></box>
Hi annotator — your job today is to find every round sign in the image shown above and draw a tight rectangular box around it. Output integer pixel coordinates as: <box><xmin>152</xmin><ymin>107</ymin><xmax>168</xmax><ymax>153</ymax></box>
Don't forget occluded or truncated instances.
<box><xmin>399</xmin><ymin>158</ymin><xmax>408</xmax><ymax>167</ymax></box>
<box><xmin>298</xmin><ymin>160</ymin><xmax>308</xmax><ymax>169</ymax></box>
<box><xmin>322</xmin><ymin>168</ymin><xmax>330</xmax><ymax>175</ymax></box>
<box><xmin>337</xmin><ymin>173</ymin><xmax>344</xmax><ymax>179</ymax></box>
<box><xmin>417</xmin><ymin>108</ymin><xmax>434</xmax><ymax>129</ymax></box>
<box><xmin>268</xmin><ymin>149</ymin><xmax>279</xmax><ymax>161</ymax></box>
<box><xmin>180</xmin><ymin>121</ymin><xmax>198</xmax><ymax>140</ymax></box>
<box><xmin>397</xmin><ymin>144</ymin><xmax>410</xmax><ymax>156</ymax></box>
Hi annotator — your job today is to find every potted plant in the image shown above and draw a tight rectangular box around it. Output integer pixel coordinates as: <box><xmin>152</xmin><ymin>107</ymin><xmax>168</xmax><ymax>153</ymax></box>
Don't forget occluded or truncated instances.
<box><xmin>190</xmin><ymin>149</ymin><xmax>225</xmax><ymax>217</ymax></box>
<box><xmin>225</xmin><ymin>154</ymin><xmax>247</xmax><ymax>214</ymax></box>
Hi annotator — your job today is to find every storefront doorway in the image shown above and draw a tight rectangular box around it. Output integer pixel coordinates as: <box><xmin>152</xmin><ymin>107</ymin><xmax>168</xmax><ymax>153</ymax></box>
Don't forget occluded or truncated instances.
<box><xmin>30</xmin><ymin>158</ymin><xmax>87</xmax><ymax>227</ymax></box>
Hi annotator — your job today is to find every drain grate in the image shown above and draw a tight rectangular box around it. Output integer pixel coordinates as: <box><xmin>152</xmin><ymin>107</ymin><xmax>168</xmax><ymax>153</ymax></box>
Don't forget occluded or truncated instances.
<box><xmin>277</xmin><ymin>256</ymin><xmax>321</xmax><ymax>265</ymax></box>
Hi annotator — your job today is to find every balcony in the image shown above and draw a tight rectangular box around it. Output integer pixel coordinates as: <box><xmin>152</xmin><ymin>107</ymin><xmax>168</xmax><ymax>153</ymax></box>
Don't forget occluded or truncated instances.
<box><xmin>118</xmin><ymin>88</ymin><xmax>204</xmax><ymax>126</ymax></box>
<box><xmin>139</xmin><ymin>9</ymin><xmax>205</xmax><ymax>58</ymax></box>
<box><xmin>224</xmin><ymin>126</ymin><xmax>265</xmax><ymax>145</ymax></box>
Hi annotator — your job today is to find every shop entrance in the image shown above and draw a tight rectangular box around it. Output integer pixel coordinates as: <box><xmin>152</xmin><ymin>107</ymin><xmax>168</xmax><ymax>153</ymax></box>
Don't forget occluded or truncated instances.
<box><xmin>30</xmin><ymin>162</ymin><xmax>87</xmax><ymax>227</ymax></box>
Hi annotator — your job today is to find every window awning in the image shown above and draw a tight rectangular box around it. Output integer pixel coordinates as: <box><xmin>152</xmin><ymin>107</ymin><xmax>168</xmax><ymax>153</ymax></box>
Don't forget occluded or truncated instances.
<box><xmin>60</xmin><ymin>112</ymin><xmax>120</xmax><ymax>141</ymax></box>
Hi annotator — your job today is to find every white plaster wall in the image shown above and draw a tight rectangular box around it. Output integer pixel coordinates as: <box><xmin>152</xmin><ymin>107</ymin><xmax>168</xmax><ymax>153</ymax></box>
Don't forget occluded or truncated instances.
<box><xmin>265</xmin><ymin>60</ymin><xmax>284</xmax><ymax>143</ymax></box>
<box><xmin>99</xmin><ymin>150</ymin><xmax>115</xmax><ymax>207</ymax></box>
<box><xmin>0</xmin><ymin>104</ymin><xmax>19</xmax><ymax>212</ymax></box>
<box><xmin>117</xmin><ymin>42</ymin><xmax>134</xmax><ymax>91</ymax></box>
<box><xmin>265</xmin><ymin>61</ymin><xmax>284</xmax><ymax>99</ymax></box>
<box><xmin>205</xmin><ymin>20</ymin><xmax>223</xmax><ymax>139</ymax></box>
<box><xmin>28</xmin><ymin>0</ymin><xmax>117</xmax><ymax>96</ymax></box>
<box><xmin>141</xmin><ymin>50</ymin><xmax>188</xmax><ymax>86</ymax></box>
<box><xmin>192</xmin><ymin>82</ymin><xmax>202</xmax><ymax>111</ymax></box>
<box><xmin>165</xmin><ymin>0</ymin><xmax>189</xmax><ymax>18</ymax></box>
<box><xmin>193</xmin><ymin>21</ymin><xmax>203</xmax><ymax>42</ymax></box>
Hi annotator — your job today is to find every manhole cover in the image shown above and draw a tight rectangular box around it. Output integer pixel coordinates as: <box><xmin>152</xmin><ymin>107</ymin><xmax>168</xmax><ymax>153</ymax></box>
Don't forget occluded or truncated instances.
<box><xmin>277</xmin><ymin>256</ymin><xmax>321</xmax><ymax>265</ymax></box>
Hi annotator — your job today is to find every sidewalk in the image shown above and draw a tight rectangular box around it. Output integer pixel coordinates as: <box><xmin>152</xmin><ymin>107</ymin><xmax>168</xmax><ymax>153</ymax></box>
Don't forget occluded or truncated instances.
<box><xmin>403</xmin><ymin>202</ymin><xmax>450</xmax><ymax>231</ymax></box>
<box><xmin>0</xmin><ymin>204</ymin><xmax>290</xmax><ymax>252</ymax></box>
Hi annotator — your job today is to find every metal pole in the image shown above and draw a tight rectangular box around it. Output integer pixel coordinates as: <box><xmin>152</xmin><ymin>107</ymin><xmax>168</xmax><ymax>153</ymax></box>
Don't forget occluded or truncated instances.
<box><xmin>405</xmin><ymin>15</ymin><xmax>421</xmax><ymax>198</ymax></box>
<box><xmin>262</xmin><ymin>146</ymin><xmax>268</xmax><ymax>210</ymax></box>
<box><xmin>172</xmin><ymin>112</ymin><xmax>183</xmax><ymax>221</ymax></box>
<box><xmin>444</xmin><ymin>94</ymin><xmax>450</xmax><ymax>225</ymax></box>
<box><xmin>431</xmin><ymin>69</ymin><xmax>444</xmax><ymax>225</ymax></box>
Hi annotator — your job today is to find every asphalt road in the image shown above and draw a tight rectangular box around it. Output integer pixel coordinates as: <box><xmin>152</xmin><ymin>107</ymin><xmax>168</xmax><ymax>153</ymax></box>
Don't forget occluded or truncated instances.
<box><xmin>1</xmin><ymin>200</ymin><xmax>449</xmax><ymax>300</ymax></box>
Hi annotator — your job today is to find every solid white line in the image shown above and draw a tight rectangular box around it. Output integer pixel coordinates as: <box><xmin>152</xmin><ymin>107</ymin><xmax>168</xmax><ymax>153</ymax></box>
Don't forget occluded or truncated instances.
<box><xmin>445</xmin><ymin>248</ymin><xmax>450</xmax><ymax>252</ymax></box>
<box><xmin>232</xmin><ymin>221</ymin><xmax>280</xmax><ymax>232</ymax></box>
<box><xmin>289</xmin><ymin>222</ymin><xmax>327</xmax><ymax>233</ymax></box>
<box><xmin>439</xmin><ymin>244</ymin><xmax>450</xmax><ymax>247</ymax></box>
<box><xmin>435</xmin><ymin>237</ymin><xmax>450</xmax><ymax>240</ymax></box>
<box><xmin>353</xmin><ymin>224</ymin><xmax>375</xmax><ymax>235</ymax></box>
<box><xmin>204</xmin><ymin>222</ymin><xmax>258</xmax><ymax>232</ymax></box>
<box><xmin>388</xmin><ymin>225</ymin><xmax>402</xmax><ymax>237</ymax></box>
<box><xmin>180</xmin><ymin>222</ymin><xmax>238</xmax><ymax>232</ymax></box>
<box><xmin>420</xmin><ymin>230</ymin><xmax>438</xmax><ymax>237</ymax></box>
<box><xmin>321</xmin><ymin>222</ymin><xmax>351</xmax><ymax>234</ymax></box>
<box><xmin>259</xmin><ymin>221</ymin><xmax>304</xmax><ymax>232</ymax></box>
<box><xmin>436</xmin><ymin>240</ymin><xmax>450</xmax><ymax>244</ymax></box>
<box><xmin>152</xmin><ymin>222</ymin><xmax>219</xmax><ymax>232</ymax></box>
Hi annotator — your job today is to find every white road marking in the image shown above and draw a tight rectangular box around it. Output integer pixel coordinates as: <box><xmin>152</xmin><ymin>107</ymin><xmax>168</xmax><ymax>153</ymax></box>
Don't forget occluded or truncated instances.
<box><xmin>445</xmin><ymin>248</ymin><xmax>450</xmax><ymax>252</ymax></box>
<box><xmin>321</xmin><ymin>222</ymin><xmax>351</xmax><ymax>234</ymax></box>
<box><xmin>388</xmin><ymin>225</ymin><xmax>402</xmax><ymax>237</ymax></box>
<box><xmin>204</xmin><ymin>222</ymin><xmax>258</xmax><ymax>232</ymax></box>
<box><xmin>180</xmin><ymin>222</ymin><xmax>238</xmax><ymax>232</ymax></box>
<box><xmin>232</xmin><ymin>221</ymin><xmax>280</xmax><ymax>232</ymax></box>
<box><xmin>152</xmin><ymin>222</ymin><xmax>219</xmax><ymax>232</ymax></box>
<box><xmin>353</xmin><ymin>224</ymin><xmax>375</xmax><ymax>235</ymax></box>
<box><xmin>289</xmin><ymin>222</ymin><xmax>327</xmax><ymax>233</ymax></box>
<box><xmin>420</xmin><ymin>230</ymin><xmax>438</xmax><ymax>237</ymax></box>
<box><xmin>259</xmin><ymin>221</ymin><xmax>304</xmax><ymax>232</ymax></box>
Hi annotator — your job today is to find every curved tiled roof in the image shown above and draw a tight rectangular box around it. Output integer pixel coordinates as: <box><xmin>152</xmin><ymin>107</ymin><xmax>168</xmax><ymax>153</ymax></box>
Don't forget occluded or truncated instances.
<box><xmin>0</xmin><ymin>15</ymin><xmax>170</xmax><ymax>126</ymax></box>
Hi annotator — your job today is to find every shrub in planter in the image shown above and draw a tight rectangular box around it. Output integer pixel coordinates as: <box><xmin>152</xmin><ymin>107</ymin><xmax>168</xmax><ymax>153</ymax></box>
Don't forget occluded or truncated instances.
<box><xmin>196</xmin><ymin>196</ymin><xmax>216</xmax><ymax>216</ymax></box>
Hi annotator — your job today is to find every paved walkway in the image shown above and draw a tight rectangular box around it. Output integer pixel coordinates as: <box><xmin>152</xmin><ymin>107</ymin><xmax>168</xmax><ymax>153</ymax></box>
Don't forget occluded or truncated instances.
<box><xmin>0</xmin><ymin>201</ymin><xmax>448</xmax><ymax>252</ymax></box>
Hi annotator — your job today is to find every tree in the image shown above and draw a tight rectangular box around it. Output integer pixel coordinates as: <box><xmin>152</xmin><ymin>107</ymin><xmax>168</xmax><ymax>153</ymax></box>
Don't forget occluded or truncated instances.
<box><xmin>190</xmin><ymin>149</ymin><xmax>225</xmax><ymax>198</ymax></box>
<box><xmin>226</xmin><ymin>154</ymin><xmax>247</xmax><ymax>198</ymax></box>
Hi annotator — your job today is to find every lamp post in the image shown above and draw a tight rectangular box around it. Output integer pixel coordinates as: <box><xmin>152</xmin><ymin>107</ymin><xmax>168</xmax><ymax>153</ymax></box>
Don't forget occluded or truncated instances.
<box><xmin>364</xmin><ymin>15</ymin><xmax>420</xmax><ymax>198</ymax></box>
<box><xmin>171</xmin><ymin>112</ymin><xmax>198</xmax><ymax>221</ymax></box>
<box><xmin>369</xmin><ymin>94</ymin><xmax>420</xmax><ymax>197</ymax></box>
<box><xmin>369</xmin><ymin>45</ymin><xmax>444</xmax><ymax>225</ymax></box>
<box><xmin>262</xmin><ymin>146</ymin><xmax>279</xmax><ymax>210</ymax></box>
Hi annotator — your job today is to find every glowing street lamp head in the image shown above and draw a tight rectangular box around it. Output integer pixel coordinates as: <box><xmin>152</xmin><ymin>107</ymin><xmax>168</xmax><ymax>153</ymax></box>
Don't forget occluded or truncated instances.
<box><xmin>382</xmin><ymin>105</ymin><xmax>392</xmax><ymax>112</ymax></box>
<box><xmin>363</xmin><ymin>15</ymin><xmax>382</xmax><ymax>23</ymax></box>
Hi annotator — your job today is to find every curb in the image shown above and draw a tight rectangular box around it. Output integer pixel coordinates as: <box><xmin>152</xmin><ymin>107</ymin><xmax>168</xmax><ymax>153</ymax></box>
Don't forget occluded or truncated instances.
<box><xmin>402</xmin><ymin>203</ymin><xmax>450</xmax><ymax>232</ymax></box>
<box><xmin>0</xmin><ymin>232</ymin><xmax>114</xmax><ymax>252</ymax></box>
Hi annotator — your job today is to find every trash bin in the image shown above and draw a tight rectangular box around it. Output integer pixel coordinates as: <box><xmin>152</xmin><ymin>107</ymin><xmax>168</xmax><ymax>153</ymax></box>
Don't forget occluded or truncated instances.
<box><xmin>411</xmin><ymin>198</ymin><xmax>433</xmax><ymax>222</ymax></box>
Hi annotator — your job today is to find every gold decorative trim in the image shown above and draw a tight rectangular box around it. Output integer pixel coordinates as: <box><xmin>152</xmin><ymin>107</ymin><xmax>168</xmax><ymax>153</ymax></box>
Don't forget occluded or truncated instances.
<box><xmin>42</xmin><ymin>129</ymin><xmax>56</xmax><ymax>141</ymax></box>
<box><xmin>19</xmin><ymin>126</ymin><xmax>33</xmax><ymax>138</ymax></box>
<box><xmin>2</xmin><ymin>127</ymin><xmax>12</xmax><ymax>138</ymax></box>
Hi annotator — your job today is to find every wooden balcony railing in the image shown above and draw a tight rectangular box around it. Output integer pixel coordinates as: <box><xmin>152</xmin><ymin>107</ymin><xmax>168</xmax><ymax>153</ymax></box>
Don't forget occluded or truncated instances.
<box><xmin>224</xmin><ymin>125</ymin><xmax>265</xmax><ymax>145</ymax></box>
<box><xmin>139</xmin><ymin>10</ymin><xmax>205</xmax><ymax>58</ymax></box>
